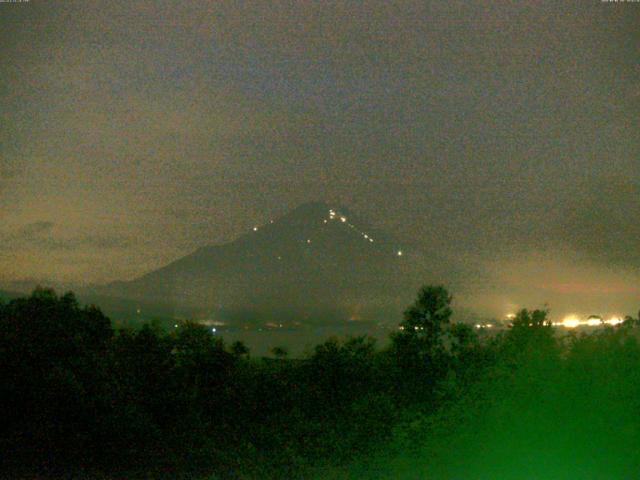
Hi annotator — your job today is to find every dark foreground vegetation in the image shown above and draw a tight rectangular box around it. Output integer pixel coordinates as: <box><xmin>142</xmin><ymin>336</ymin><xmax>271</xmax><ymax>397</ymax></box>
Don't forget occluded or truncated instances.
<box><xmin>2</xmin><ymin>287</ymin><xmax>640</xmax><ymax>479</ymax></box>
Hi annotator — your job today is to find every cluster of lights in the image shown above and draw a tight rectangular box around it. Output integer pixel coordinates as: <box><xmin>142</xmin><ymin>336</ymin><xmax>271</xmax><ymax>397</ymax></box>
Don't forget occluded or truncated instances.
<box><xmin>553</xmin><ymin>315</ymin><xmax>624</xmax><ymax>328</ymax></box>
<box><xmin>397</xmin><ymin>326</ymin><xmax>428</xmax><ymax>332</ymax></box>
<box><xmin>251</xmin><ymin>208</ymin><xmax>406</xmax><ymax>258</ymax></box>
<box><xmin>265</xmin><ymin>322</ymin><xmax>285</xmax><ymax>328</ymax></box>
<box><xmin>504</xmin><ymin>311</ymin><xmax>625</xmax><ymax>329</ymax></box>
<box><xmin>327</xmin><ymin>209</ymin><xmax>376</xmax><ymax>244</ymax></box>
<box><xmin>389</xmin><ymin>315</ymin><xmax>626</xmax><ymax>335</ymax></box>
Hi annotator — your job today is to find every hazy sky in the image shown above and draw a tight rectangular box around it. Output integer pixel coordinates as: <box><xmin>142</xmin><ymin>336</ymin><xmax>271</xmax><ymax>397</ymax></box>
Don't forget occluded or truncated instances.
<box><xmin>1</xmin><ymin>1</ymin><xmax>638</xmax><ymax>317</ymax></box>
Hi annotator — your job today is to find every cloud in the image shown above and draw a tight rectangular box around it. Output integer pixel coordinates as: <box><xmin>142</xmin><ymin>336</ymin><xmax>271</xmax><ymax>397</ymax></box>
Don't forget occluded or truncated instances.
<box><xmin>0</xmin><ymin>0</ymin><xmax>638</xmax><ymax>315</ymax></box>
<box><xmin>2</xmin><ymin>221</ymin><xmax>132</xmax><ymax>252</ymax></box>
<box><xmin>0</xmin><ymin>221</ymin><xmax>55</xmax><ymax>246</ymax></box>
<box><xmin>17</xmin><ymin>221</ymin><xmax>55</xmax><ymax>237</ymax></box>
<box><xmin>551</xmin><ymin>179</ymin><xmax>640</xmax><ymax>268</ymax></box>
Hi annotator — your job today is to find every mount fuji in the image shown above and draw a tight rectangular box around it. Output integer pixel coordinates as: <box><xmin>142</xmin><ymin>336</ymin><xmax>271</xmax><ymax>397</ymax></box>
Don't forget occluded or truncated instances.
<box><xmin>91</xmin><ymin>202</ymin><xmax>436</xmax><ymax>325</ymax></box>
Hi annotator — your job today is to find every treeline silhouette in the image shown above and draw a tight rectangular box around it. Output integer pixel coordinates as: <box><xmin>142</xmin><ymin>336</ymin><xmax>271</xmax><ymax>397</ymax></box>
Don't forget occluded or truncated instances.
<box><xmin>1</xmin><ymin>287</ymin><xmax>639</xmax><ymax>479</ymax></box>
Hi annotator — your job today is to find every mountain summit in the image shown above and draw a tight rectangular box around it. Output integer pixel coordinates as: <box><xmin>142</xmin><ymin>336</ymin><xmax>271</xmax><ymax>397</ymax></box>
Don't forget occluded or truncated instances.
<box><xmin>98</xmin><ymin>202</ymin><xmax>423</xmax><ymax>325</ymax></box>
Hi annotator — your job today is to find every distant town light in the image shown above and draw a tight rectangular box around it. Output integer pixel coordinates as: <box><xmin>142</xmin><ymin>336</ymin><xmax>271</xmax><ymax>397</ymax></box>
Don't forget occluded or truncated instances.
<box><xmin>306</xmin><ymin>239</ymin><xmax>312</xmax><ymax>244</ymax></box>
<box><xmin>562</xmin><ymin>316</ymin><xmax>581</xmax><ymax>328</ymax></box>
<box><xmin>586</xmin><ymin>318</ymin><xmax>602</xmax><ymax>327</ymax></box>
<box><xmin>397</xmin><ymin>250</ymin><xmax>403</xmax><ymax>256</ymax></box>
<box><xmin>606</xmin><ymin>317</ymin><xmax>623</xmax><ymax>326</ymax></box>
<box><xmin>253</xmin><ymin>226</ymin><xmax>258</xmax><ymax>231</ymax></box>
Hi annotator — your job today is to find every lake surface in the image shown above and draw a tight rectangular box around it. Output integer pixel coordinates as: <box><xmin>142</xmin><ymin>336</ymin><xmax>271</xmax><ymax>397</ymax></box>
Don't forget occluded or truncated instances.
<box><xmin>214</xmin><ymin>324</ymin><xmax>395</xmax><ymax>357</ymax></box>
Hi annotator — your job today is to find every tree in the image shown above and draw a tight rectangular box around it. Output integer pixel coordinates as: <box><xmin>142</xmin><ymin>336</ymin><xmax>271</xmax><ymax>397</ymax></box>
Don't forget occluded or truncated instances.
<box><xmin>0</xmin><ymin>288</ymin><xmax>113</xmax><ymax>469</ymax></box>
<box><xmin>230</xmin><ymin>340</ymin><xmax>250</xmax><ymax>357</ymax></box>
<box><xmin>400</xmin><ymin>285</ymin><xmax>452</xmax><ymax>343</ymax></box>
<box><xmin>622</xmin><ymin>310</ymin><xmax>640</xmax><ymax>328</ymax></box>
<box><xmin>392</xmin><ymin>285</ymin><xmax>452</xmax><ymax>357</ymax></box>
<box><xmin>390</xmin><ymin>286</ymin><xmax>453</xmax><ymax>397</ymax></box>
<box><xmin>448</xmin><ymin>322</ymin><xmax>477</xmax><ymax>355</ymax></box>
<box><xmin>271</xmin><ymin>346</ymin><xmax>288</xmax><ymax>359</ymax></box>
<box><xmin>502</xmin><ymin>308</ymin><xmax>557</xmax><ymax>365</ymax></box>
<box><xmin>507</xmin><ymin>308</ymin><xmax>553</xmax><ymax>344</ymax></box>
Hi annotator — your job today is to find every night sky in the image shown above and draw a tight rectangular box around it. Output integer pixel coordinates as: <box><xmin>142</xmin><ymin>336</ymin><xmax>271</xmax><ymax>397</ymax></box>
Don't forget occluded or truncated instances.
<box><xmin>1</xmin><ymin>1</ymin><xmax>638</xmax><ymax>318</ymax></box>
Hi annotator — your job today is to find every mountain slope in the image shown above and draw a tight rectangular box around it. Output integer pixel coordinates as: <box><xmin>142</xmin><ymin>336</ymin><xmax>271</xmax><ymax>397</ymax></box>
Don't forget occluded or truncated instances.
<box><xmin>96</xmin><ymin>202</ymin><xmax>429</xmax><ymax>324</ymax></box>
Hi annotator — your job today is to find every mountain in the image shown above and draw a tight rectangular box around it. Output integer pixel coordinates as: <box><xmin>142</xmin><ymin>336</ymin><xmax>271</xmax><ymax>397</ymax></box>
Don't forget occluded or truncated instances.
<box><xmin>91</xmin><ymin>202</ymin><xmax>433</xmax><ymax>325</ymax></box>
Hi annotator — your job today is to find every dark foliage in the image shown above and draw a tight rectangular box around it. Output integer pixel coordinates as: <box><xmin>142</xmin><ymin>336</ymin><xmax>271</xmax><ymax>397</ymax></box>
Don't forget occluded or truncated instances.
<box><xmin>1</xmin><ymin>287</ymin><xmax>639</xmax><ymax>479</ymax></box>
